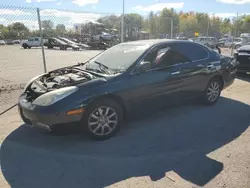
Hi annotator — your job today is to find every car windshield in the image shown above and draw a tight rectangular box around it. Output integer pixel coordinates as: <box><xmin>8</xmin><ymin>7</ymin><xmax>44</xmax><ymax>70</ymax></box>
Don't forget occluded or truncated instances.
<box><xmin>86</xmin><ymin>43</ymin><xmax>150</xmax><ymax>74</ymax></box>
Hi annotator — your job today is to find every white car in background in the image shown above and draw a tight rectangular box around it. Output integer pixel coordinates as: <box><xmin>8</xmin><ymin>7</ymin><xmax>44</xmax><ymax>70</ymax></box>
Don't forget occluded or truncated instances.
<box><xmin>194</xmin><ymin>37</ymin><xmax>218</xmax><ymax>48</ymax></box>
<box><xmin>232</xmin><ymin>37</ymin><xmax>250</xmax><ymax>49</ymax></box>
<box><xmin>0</xmin><ymin>40</ymin><xmax>6</xmax><ymax>45</ymax></box>
<box><xmin>219</xmin><ymin>38</ymin><xmax>233</xmax><ymax>48</ymax></box>
<box><xmin>21</xmin><ymin>37</ymin><xmax>43</xmax><ymax>49</ymax></box>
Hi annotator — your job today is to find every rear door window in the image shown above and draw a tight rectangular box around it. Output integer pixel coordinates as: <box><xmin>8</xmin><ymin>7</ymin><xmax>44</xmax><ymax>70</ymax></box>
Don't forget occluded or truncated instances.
<box><xmin>172</xmin><ymin>43</ymin><xmax>209</xmax><ymax>61</ymax></box>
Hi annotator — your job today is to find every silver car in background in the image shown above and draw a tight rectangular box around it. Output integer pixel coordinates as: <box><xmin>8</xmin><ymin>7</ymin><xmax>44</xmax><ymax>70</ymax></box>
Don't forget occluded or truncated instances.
<box><xmin>194</xmin><ymin>37</ymin><xmax>218</xmax><ymax>48</ymax></box>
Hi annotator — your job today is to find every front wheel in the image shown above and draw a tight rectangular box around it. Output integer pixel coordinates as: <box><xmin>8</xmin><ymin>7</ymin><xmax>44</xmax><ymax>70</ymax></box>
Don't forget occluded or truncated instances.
<box><xmin>82</xmin><ymin>99</ymin><xmax>124</xmax><ymax>140</ymax></box>
<box><xmin>22</xmin><ymin>44</ymin><xmax>28</xmax><ymax>49</ymax></box>
<box><xmin>203</xmin><ymin>79</ymin><xmax>222</xmax><ymax>105</ymax></box>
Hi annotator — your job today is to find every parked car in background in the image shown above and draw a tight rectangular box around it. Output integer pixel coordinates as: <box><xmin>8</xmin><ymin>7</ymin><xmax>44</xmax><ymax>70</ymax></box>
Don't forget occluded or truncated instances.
<box><xmin>5</xmin><ymin>40</ymin><xmax>14</xmax><ymax>45</ymax></box>
<box><xmin>0</xmin><ymin>40</ymin><xmax>6</xmax><ymax>45</ymax></box>
<box><xmin>188</xmin><ymin>38</ymin><xmax>196</xmax><ymax>42</ymax></box>
<box><xmin>44</xmin><ymin>37</ymin><xmax>80</xmax><ymax>51</ymax></box>
<box><xmin>234</xmin><ymin>45</ymin><xmax>250</xmax><ymax>74</ymax></box>
<box><xmin>218</xmin><ymin>38</ymin><xmax>233</xmax><ymax>48</ymax></box>
<box><xmin>58</xmin><ymin>37</ymin><xmax>90</xmax><ymax>50</ymax></box>
<box><xmin>22</xmin><ymin>37</ymin><xmax>42</xmax><ymax>49</ymax></box>
<box><xmin>240</xmin><ymin>33</ymin><xmax>250</xmax><ymax>38</ymax></box>
<box><xmin>232</xmin><ymin>37</ymin><xmax>250</xmax><ymax>49</ymax></box>
<box><xmin>194</xmin><ymin>37</ymin><xmax>218</xmax><ymax>48</ymax></box>
<box><xmin>176</xmin><ymin>37</ymin><xmax>188</xmax><ymax>40</ymax></box>
<box><xmin>12</xmin><ymin>40</ymin><xmax>21</xmax><ymax>44</ymax></box>
<box><xmin>18</xmin><ymin>39</ymin><xmax>236</xmax><ymax>140</ymax></box>
<box><xmin>86</xmin><ymin>41</ymin><xmax>109</xmax><ymax>50</ymax></box>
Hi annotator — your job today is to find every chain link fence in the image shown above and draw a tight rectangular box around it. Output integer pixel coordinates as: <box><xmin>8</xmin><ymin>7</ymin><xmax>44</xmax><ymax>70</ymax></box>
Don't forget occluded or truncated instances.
<box><xmin>0</xmin><ymin>5</ymin><xmax>115</xmax><ymax>113</ymax></box>
<box><xmin>0</xmin><ymin>5</ymin><xmax>250</xmax><ymax>114</ymax></box>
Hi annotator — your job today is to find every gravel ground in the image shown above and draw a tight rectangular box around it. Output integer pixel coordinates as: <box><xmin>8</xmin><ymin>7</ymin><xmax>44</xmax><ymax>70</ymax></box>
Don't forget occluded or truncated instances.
<box><xmin>0</xmin><ymin>76</ymin><xmax>250</xmax><ymax>188</ymax></box>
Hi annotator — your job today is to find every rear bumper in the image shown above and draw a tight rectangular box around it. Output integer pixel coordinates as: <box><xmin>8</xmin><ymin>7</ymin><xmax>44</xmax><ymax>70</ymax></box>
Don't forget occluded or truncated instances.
<box><xmin>18</xmin><ymin>94</ymin><xmax>83</xmax><ymax>131</ymax></box>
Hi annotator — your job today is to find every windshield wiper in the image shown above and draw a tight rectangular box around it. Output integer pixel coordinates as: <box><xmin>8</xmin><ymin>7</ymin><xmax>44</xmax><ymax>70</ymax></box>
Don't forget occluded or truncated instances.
<box><xmin>93</xmin><ymin>61</ymin><xmax>110</xmax><ymax>74</ymax></box>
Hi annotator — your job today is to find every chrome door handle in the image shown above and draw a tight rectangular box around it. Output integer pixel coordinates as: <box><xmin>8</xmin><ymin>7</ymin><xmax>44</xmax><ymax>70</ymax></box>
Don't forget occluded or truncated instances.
<box><xmin>171</xmin><ymin>71</ymin><xmax>180</xmax><ymax>75</ymax></box>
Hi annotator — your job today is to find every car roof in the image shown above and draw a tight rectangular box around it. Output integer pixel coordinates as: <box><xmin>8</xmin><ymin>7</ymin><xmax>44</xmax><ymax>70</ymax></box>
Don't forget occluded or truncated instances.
<box><xmin>122</xmin><ymin>39</ymin><xmax>195</xmax><ymax>47</ymax></box>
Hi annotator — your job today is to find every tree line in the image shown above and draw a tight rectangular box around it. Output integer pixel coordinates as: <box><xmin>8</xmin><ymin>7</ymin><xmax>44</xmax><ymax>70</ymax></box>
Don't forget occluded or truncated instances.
<box><xmin>0</xmin><ymin>8</ymin><xmax>250</xmax><ymax>40</ymax></box>
<box><xmin>98</xmin><ymin>8</ymin><xmax>250</xmax><ymax>38</ymax></box>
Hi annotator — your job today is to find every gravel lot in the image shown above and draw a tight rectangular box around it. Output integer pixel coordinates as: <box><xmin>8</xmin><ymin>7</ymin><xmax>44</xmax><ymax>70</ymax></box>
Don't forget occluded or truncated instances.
<box><xmin>0</xmin><ymin>44</ymin><xmax>248</xmax><ymax>188</ymax></box>
<box><xmin>0</xmin><ymin>76</ymin><xmax>250</xmax><ymax>188</ymax></box>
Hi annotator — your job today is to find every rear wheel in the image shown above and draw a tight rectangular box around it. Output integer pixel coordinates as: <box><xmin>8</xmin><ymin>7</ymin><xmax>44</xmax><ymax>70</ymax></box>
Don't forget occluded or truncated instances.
<box><xmin>82</xmin><ymin>99</ymin><xmax>123</xmax><ymax>140</ymax></box>
<box><xmin>203</xmin><ymin>78</ymin><xmax>222</xmax><ymax>105</ymax></box>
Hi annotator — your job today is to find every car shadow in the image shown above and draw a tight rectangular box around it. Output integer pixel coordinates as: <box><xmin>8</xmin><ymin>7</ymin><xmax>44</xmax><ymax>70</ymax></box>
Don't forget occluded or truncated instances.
<box><xmin>1</xmin><ymin>97</ymin><xmax>250</xmax><ymax>188</ymax></box>
<box><xmin>237</xmin><ymin>73</ymin><xmax>250</xmax><ymax>82</ymax></box>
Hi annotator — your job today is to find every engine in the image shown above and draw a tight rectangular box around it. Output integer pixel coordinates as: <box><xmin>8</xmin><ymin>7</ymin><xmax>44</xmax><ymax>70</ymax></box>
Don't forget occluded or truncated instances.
<box><xmin>31</xmin><ymin>68</ymin><xmax>93</xmax><ymax>91</ymax></box>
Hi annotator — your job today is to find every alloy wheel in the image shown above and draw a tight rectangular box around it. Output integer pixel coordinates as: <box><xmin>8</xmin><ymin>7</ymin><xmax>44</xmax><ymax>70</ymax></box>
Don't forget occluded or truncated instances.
<box><xmin>88</xmin><ymin>106</ymin><xmax>118</xmax><ymax>136</ymax></box>
<box><xmin>207</xmin><ymin>81</ymin><xmax>220</xmax><ymax>102</ymax></box>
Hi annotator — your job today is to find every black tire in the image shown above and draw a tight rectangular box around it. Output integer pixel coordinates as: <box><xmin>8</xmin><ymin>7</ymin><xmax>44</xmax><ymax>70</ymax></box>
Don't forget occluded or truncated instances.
<box><xmin>81</xmin><ymin>99</ymin><xmax>124</xmax><ymax>140</ymax></box>
<box><xmin>28</xmin><ymin>46</ymin><xmax>31</xmax><ymax>49</ymax></box>
<box><xmin>203</xmin><ymin>78</ymin><xmax>222</xmax><ymax>105</ymax></box>
<box><xmin>22</xmin><ymin>44</ymin><xmax>28</xmax><ymax>49</ymax></box>
<box><xmin>235</xmin><ymin>45</ymin><xmax>241</xmax><ymax>49</ymax></box>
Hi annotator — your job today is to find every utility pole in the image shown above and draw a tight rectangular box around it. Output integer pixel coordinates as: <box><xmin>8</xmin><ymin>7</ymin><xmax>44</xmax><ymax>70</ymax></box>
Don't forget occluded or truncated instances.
<box><xmin>235</xmin><ymin>12</ymin><xmax>239</xmax><ymax>38</ymax></box>
<box><xmin>231</xmin><ymin>12</ymin><xmax>239</xmax><ymax>56</ymax></box>
<box><xmin>121</xmin><ymin>0</ymin><xmax>124</xmax><ymax>43</ymax></box>
<box><xmin>206</xmin><ymin>19</ymin><xmax>209</xmax><ymax>39</ymax></box>
<box><xmin>37</xmin><ymin>8</ymin><xmax>47</xmax><ymax>73</ymax></box>
<box><xmin>170</xmin><ymin>19</ymin><xmax>173</xmax><ymax>39</ymax></box>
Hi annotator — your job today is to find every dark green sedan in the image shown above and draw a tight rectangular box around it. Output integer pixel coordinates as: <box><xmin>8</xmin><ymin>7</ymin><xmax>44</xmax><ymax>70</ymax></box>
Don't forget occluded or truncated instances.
<box><xmin>18</xmin><ymin>39</ymin><xmax>237</xmax><ymax>140</ymax></box>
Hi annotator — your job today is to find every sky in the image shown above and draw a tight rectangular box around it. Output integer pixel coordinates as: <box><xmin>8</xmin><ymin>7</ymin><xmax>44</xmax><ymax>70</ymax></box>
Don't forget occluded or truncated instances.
<box><xmin>0</xmin><ymin>0</ymin><xmax>250</xmax><ymax>30</ymax></box>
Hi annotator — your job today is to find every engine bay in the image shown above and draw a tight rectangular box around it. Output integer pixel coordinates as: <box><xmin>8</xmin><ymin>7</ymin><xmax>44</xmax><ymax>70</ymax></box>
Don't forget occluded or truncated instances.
<box><xmin>26</xmin><ymin>67</ymin><xmax>94</xmax><ymax>99</ymax></box>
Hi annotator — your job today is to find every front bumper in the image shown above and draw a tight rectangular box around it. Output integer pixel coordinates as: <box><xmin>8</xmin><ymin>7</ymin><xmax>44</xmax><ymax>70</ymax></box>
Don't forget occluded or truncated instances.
<box><xmin>18</xmin><ymin>94</ymin><xmax>84</xmax><ymax>132</ymax></box>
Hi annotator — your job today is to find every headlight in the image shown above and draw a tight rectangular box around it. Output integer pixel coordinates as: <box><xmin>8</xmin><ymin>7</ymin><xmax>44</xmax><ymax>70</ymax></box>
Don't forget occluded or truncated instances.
<box><xmin>33</xmin><ymin>86</ymin><xmax>78</xmax><ymax>106</ymax></box>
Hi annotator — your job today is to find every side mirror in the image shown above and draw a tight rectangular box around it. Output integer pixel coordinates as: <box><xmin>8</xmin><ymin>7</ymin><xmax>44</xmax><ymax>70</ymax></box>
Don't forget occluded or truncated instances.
<box><xmin>136</xmin><ymin>61</ymin><xmax>151</xmax><ymax>73</ymax></box>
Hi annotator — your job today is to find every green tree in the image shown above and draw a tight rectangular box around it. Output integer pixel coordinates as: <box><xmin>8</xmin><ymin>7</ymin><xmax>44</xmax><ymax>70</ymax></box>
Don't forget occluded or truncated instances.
<box><xmin>0</xmin><ymin>24</ymin><xmax>9</xmax><ymax>39</ymax></box>
<box><xmin>7</xmin><ymin>22</ymin><xmax>30</xmax><ymax>39</ymax></box>
<box><xmin>209</xmin><ymin>16</ymin><xmax>222</xmax><ymax>37</ymax></box>
<box><xmin>179</xmin><ymin>12</ymin><xmax>199</xmax><ymax>36</ymax></box>
<box><xmin>98</xmin><ymin>15</ymin><xmax>120</xmax><ymax>29</ymax></box>
<box><xmin>42</xmin><ymin>20</ymin><xmax>54</xmax><ymax>30</ymax></box>
<box><xmin>9</xmin><ymin>22</ymin><xmax>29</xmax><ymax>32</ymax></box>
<box><xmin>41</xmin><ymin>20</ymin><xmax>55</xmax><ymax>37</ymax></box>
<box><xmin>56</xmin><ymin>24</ymin><xmax>66</xmax><ymax>35</ymax></box>
<box><xmin>195</xmin><ymin>13</ymin><xmax>210</xmax><ymax>36</ymax></box>
<box><xmin>159</xmin><ymin>8</ymin><xmax>179</xmax><ymax>37</ymax></box>
<box><xmin>239</xmin><ymin>15</ymin><xmax>250</xmax><ymax>34</ymax></box>
<box><xmin>221</xmin><ymin>18</ymin><xmax>232</xmax><ymax>35</ymax></box>
<box><xmin>124</xmin><ymin>13</ymin><xmax>143</xmax><ymax>29</ymax></box>
<box><xmin>148</xmin><ymin>11</ymin><xmax>158</xmax><ymax>35</ymax></box>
